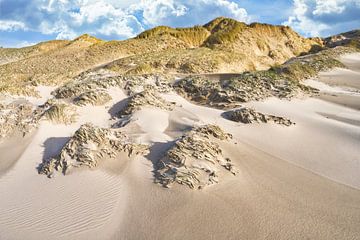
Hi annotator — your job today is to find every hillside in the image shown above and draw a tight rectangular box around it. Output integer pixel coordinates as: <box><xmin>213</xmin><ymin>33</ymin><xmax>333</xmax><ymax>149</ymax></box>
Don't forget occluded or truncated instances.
<box><xmin>0</xmin><ymin>34</ymin><xmax>188</xmax><ymax>95</ymax></box>
<box><xmin>324</xmin><ymin>29</ymin><xmax>360</xmax><ymax>48</ymax></box>
<box><xmin>0</xmin><ymin>40</ymin><xmax>69</xmax><ymax>65</ymax></box>
<box><xmin>119</xmin><ymin>17</ymin><xmax>322</xmax><ymax>74</ymax></box>
<box><xmin>0</xmin><ymin>17</ymin><xmax>358</xmax><ymax>97</ymax></box>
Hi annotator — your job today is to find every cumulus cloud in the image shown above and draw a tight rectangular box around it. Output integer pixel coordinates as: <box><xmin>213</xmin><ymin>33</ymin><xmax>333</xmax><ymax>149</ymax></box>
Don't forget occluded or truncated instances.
<box><xmin>0</xmin><ymin>20</ymin><xmax>27</xmax><ymax>31</ymax></box>
<box><xmin>312</xmin><ymin>0</ymin><xmax>346</xmax><ymax>15</ymax></box>
<box><xmin>0</xmin><ymin>0</ymin><xmax>250</xmax><ymax>40</ymax></box>
<box><xmin>135</xmin><ymin>0</ymin><xmax>189</xmax><ymax>26</ymax></box>
<box><xmin>284</xmin><ymin>0</ymin><xmax>360</xmax><ymax>37</ymax></box>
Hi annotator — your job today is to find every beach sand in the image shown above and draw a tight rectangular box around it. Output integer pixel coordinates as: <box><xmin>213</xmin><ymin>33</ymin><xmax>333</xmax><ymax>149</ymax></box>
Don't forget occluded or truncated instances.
<box><xmin>0</xmin><ymin>55</ymin><xmax>359</xmax><ymax>239</ymax></box>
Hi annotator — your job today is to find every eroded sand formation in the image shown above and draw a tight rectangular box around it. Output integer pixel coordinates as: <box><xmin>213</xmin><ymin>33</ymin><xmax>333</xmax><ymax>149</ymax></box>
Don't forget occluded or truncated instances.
<box><xmin>118</xmin><ymin>88</ymin><xmax>175</xmax><ymax>116</ymax></box>
<box><xmin>38</xmin><ymin>123</ymin><xmax>149</xmax><ymax>178</ymax></box>
<box><xmin>223</xmin><ymin>107</ymin><xmax>294</xmax><ymax>126</ymax></box>
<box><xmin>53</xmin><ymin>70</ymin><xmax>173</xmax><ymax>101</ymax></box>
<box><xmin>155</xmin><ymin>125</ymin><xmax>236</xmax><ymax>189</ymax></box>
<box><xmin>174</xmin><ymin>46</ymin><xmax>358</xmax><ymax>109</ymax></box>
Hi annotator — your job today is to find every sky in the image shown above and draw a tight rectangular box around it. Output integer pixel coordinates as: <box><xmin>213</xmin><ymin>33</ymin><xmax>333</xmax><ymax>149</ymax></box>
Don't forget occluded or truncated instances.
<box><xmin>0</xmin><ymin>0</ymin><xmax>359</xmax><ymax>48</ymax></box>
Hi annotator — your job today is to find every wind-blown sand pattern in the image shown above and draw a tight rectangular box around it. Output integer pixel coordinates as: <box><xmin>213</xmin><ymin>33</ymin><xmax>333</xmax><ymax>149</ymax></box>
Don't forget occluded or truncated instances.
<box><xmin>155</xmin><ymin>124</ymin><xmax>236</xmax><ymax>189</ymax></box>
<box><xmin>0</xmin><ymin>23</ymin><xmax>360</xmax><ymax>240</ymax></box>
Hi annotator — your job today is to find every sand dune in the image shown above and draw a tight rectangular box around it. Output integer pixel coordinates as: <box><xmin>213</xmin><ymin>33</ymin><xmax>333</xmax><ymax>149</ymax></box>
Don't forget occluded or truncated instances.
<box><xmin>0</xmin><ymin>54</ymin><xmax>359</xmax><ymax>239</ymax></box>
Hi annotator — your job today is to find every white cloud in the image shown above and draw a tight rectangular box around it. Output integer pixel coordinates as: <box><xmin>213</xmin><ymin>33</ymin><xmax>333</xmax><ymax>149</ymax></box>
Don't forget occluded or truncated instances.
<box><xmin>70</xmin><ymin>1</ymin><xmax>122</xmax><ymax>24</ymax></box>
<box><xmin>211</xmin><ymin>0</ymin><xmax>248</xmax><ymax>21</ymax></box>
<box><xmin>56</xmin><ymin>28</ymin><xmax>77</xmax><ymax>40</ymax></box>
<box><xmin>283</xmin><ymin>0</ymin><xmax>329</xmax><ymax>36</ymax></box>
<box><xmin>0</xmin><ymin>20</ymin><xmax>27</xmax><ymax>31</ymax></box>
<box><xmin>136</xmin><ymin>0</ymin><xmax>188</xmax><ymax>26</ymax></box>
<box><xmin>98</xmin><ymin>16</ymin><xmax>144</xmax><ymax>38</ymax></box>
<box><xmin>313</xmin><ymin>0</ymin><xmax>346</xmax><ymax>15</ymax></box>
<box><xmin>284</xmin><ymin>0</ymin><xmax>360</xmax><ymax>37</ymax></box>
<box><xmin>0</xmin><ymin>0</ymin><xmax>250</xmax><ymax>40</ymax></box>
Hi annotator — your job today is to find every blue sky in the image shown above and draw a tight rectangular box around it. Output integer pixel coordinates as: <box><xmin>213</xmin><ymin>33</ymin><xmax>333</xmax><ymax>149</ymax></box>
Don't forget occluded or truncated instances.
<box><xmin>0</xmin><ymin>0</ymin><xmax>359</xmax><ymax>48</ymax></box>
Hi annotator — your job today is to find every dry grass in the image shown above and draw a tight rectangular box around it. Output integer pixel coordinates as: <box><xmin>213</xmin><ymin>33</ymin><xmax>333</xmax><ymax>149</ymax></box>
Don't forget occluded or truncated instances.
<box><xmin>106</xmin><ymin>47</ymin><xmax>248</xmax><ymax>74</ymax></box>
<box><xmin>42</xmin><ymin>101</ymin><xmax>77</xmax><ymax>125</ymax></box>
<box><xmin>204</xmin><ymin>18</ymin><xmax>247</xmax><ymax>46</ymax></box>
<box><xmin>136</xmin><ymin>26</ymin><xmax>210</xmax><ymax>47</ymax></box>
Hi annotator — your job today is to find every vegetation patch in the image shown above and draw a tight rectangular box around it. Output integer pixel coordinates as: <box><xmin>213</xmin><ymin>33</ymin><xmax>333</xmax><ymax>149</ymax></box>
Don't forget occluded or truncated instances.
<box><xmin>41</xmin><ymin>100</ymin><xmax>77</xmax><ymax>124</ymax></box>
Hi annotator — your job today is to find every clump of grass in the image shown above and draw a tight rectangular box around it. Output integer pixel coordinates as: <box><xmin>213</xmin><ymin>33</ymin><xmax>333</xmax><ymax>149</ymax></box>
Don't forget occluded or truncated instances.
<box><xmin>74</xmin><ymin>89</ymin><xmax>112</xmax><ymax>106</ymax></box>
<box><xmin>42</xmin><ymin>102</ymin><xmax>77</xmax><ymax>125</ymax></box>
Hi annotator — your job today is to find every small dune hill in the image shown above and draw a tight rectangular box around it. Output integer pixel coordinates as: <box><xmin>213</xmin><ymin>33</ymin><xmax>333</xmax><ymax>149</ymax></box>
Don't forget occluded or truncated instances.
<box><xmin>324</xmin><ymin>29</ymin><xmax>360</xmax><ymax>48</ymax></box>
<box><xmin>65</xmin><ymin>34</ymin><xmax>104</xmax><ymax>48</ymax></box>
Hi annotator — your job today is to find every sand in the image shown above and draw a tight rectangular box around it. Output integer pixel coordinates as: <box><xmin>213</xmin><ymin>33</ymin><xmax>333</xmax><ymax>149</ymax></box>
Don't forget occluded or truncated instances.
<box><xmin>304</xmin><ymin>52</ymin><xmax>360</xmax><ymax>111</ymax></box>
<box><xmin>110</xmin><ymin>93</ymin><xmax>360</xmax><ymax>239</ymax></box>
<box><xmin>0</xmin><ymin>57</ymin><xmax>360</xmax><ymax>239</ymax></box>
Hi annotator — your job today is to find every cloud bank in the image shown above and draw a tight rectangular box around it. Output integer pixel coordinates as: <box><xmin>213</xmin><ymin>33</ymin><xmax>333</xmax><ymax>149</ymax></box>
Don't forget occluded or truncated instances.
<box><xmin>284</xmin><ymin>0</ymin><xmax>360</xmax><ymax>37</ymax></box>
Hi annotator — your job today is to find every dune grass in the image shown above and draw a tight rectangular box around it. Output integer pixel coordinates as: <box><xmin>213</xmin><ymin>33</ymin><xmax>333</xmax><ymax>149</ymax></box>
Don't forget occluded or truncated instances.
<box><xmin>136</xmin><ymin>26</ymin><xmax>210</xmax><ymax>47</ymax></box>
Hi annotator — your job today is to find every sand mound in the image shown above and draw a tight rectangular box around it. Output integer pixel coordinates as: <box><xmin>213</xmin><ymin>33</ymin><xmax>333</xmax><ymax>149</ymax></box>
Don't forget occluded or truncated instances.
<box><xmin>119</xmin><ymin>89</ymin><xmax>175</xmax><ymax>116</ymax></box>
<box><xmin>223</xmin><ymin>107</ymin><xmax>294</xmax><ymax>126</ymax></box>
<box><xmin>53</xmin><ymin>70</ymin><xmax>173</xmax><ymax>101</ymax></box>
<box><xmin>174</xmin><ymin>73</ymin><xmax>305</xmax><ymax>109</ymax></box>
<box><xmin>53</xmin><ymin>70</ymin><xmax>123</xmax><ymax>99</ymax></box>
<box><xmin>0</xmin><ymin>102</ymin><xmax>37</xmax><ymax>139</ymax></box>
<box><xmin>122</xmin><ymin>74</ymin><xmax>173</xmax><ymax>95</ymax></box>
<box><xmin>174</xmin><ymin>47</ymin><xmax>359</xmax><ymax>109</ymax></box>
<box><xmin>155</xmin><ymin>125</ymin><xmax>236</xmax><ymax>189</ymax></box>
<box><xmin>38</xmin><ymin>123</ymin><xmax>149</xmax><ymax>177</ymax></box>
<box><xmin>40</xmin><ymin>99</ymin><xmax>77</xmax><ymax>124</ymax></box>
